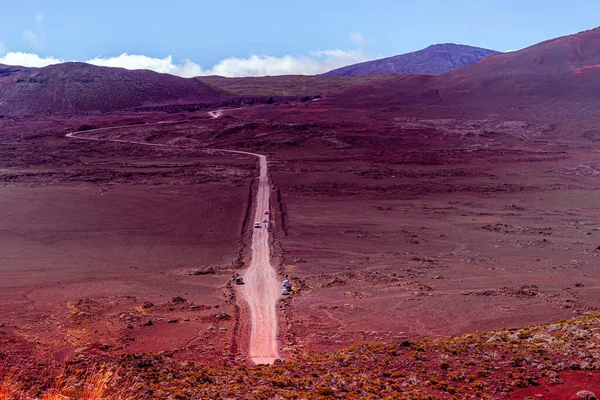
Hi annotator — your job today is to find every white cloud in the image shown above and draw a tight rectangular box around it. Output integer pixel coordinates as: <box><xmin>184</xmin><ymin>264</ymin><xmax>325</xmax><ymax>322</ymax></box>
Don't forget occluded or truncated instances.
<box><xmin>85</xmin><ymin>53</ymin><xmax>204</xmax><ymax>77</ymax></box>
<box><xmin>206</xmin><ymin>50</ymin><xmax>372</xmax><ymax>77</ymax></box>
<box><xmin>23</xmin><ymin>30</ymin><xmax>39</xmax><ymax>47</ymax></box>
<box><xmin>349</xmin><ymin>32</ymin><xmax>369</xmax><ymax>48</ymax></box>
<box><xmin>36</xmin><ymin>11</ymin><xmax>44</xmax><ymax>24</ymax></box>
<box><xmin>0</xmin><ymin>51</ymin><xmax>62</xmax><ymax>67</ymax></box>
<box><xmin>0</xmin><ymin>32</ymin><xmax>375</xmax><ymax>77</ymax></box>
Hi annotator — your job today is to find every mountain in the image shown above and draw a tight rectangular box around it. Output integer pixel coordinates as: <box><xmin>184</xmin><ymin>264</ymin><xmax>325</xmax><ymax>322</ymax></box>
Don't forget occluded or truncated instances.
<box><xmin>321</xmin><ymin>27</ymin><xmax>600</xmax><ymax>117</ymax></box>
<box><xmin>322</xmin><ymin>44</ymin><xmax>500</xmax><ymax>77</ymax></box>
<box><xmin>0</xmin><ymin>62</ymin><xmax>226</xmax><ymax>116</ymax></box>
<box><xmin>196</xmin><ymin>74</ymin><xmax>397</xmax><ymax>97</ymax></box>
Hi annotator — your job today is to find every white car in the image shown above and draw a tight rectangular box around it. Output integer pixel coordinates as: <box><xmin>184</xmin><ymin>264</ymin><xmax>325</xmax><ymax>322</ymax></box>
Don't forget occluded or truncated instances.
<box><xmin>253</xmin><ymin>222</ymin><xmax>261</xmax><ymax>228</ymax></box>
<box><xmin>281</xmin><ymin>288</ymin><xmax>289</xmax><ymax>295</ymax></box>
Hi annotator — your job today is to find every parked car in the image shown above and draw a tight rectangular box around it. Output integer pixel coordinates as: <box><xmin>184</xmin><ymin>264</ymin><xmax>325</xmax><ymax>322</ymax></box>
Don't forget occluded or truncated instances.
<box><xmin>253</xmin><ymin>222</ymin><xmax>261</xmax><ymax>228</ymax></box>
<box><xmin>281</xmin><ymin>288</ymin><xmax>289</xmax><ymax>295</ymax></box>
<box><xmin>235</xmin><ymin>277</ymin><xmax>244</xmax><ymax>285</ymax></box>
<box><xmin>262</xmin><ymin>218</ymin><xmax>268</xmax><ymax>223</ymax></box>
<box><xmin>264</xmin><ymin>210</ymin><xmax>269</xmax><ymax>215</ymax></box>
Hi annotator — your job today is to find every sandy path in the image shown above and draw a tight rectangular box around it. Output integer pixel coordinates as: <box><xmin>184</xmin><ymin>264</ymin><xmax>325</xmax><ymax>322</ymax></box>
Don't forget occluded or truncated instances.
<box><xmin>227</xmin><ymin>151</ymin><xmax>281</xmax><ymax>364</ymax></box>
<box><xmin>66</xmin><ymin>117</ymin><xmax>282</xmax><ymax>364</ymax></box>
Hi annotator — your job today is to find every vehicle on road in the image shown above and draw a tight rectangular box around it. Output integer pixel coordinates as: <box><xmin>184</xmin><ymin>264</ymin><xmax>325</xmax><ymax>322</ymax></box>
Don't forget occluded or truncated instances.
<box><xmin>235</xmin><ymin>277</ymin><xmax>244</xmax><ymax>285</ymax></box>
<box><xmin>262</xmin><ymin>218</ymin><xmax>268</xmax><ymax>223</ymax></box>
<box><xmin>264</xmin><ymin>210</ymin><xmax>269</xmax><ymax>215</ymax></box>
<box><xmin>253</xmin><ymin>222</ymin><xmax>261</xmax><ymax>228</ymax></box>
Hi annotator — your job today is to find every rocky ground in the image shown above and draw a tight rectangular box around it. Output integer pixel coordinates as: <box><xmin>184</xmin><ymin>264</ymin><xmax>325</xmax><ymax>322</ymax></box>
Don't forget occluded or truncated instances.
<box><xmin>1</xmin><ymin>313</ymin><xmax>599</xmax><ymax>398</ymax></box>
<box><xmin>0</xmin><ymin>106</ymin><xmax>599</xmax><ymax>397</ymax></box>
<box><xmin>0</xmin><ymin>112</ymin><xmax>256</xmax><ymax>365</ymax></box>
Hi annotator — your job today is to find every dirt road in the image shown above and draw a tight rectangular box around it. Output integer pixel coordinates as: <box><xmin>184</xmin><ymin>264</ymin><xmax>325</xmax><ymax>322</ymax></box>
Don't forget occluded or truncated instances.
<box><xmin>67</xmin><ymin>119</ymin><xmax>282</xmax><ymax>364</ymax></box>
<box><xmin>230</xmin><ymin>151</ymin><xmax>281</xmax><ymax>364</ymax></box>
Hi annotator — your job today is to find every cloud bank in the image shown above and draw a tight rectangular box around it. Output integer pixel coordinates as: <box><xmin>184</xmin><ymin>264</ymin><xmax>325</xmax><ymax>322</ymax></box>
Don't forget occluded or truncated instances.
<box><xmin>0</xmin><ymin>33</ymin><xmax>375</xmax><ymax>77</ymax></box>
<box><xmin>0</xmin><ymin>51</ymin><xmax>62</xmax><ymax>67</ymax></box>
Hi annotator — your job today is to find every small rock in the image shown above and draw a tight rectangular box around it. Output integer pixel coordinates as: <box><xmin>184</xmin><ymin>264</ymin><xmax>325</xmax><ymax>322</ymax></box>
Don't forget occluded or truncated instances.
<box><xmin>171</xmin><ymin>296</ymin><xmax>187</xmax><ymax>304</ymax></box>
<box><xmin>74</xmin><ymin>347</ymin><xmax>86</xmax><ymax>356</ymax></box>
<box><xmin>193</xmin><ymin>267</ymin><xmax>215</xmax><ymax>275</ymax></box>
<box><xmin>216</xmin><ymin>312</ymin><xmax>231</xmax><ymax>320</ymax></box>
<box><xmin>574</xmin><ymin>390</ymin><xmax>597</xmax><ymax>400</ymax></box>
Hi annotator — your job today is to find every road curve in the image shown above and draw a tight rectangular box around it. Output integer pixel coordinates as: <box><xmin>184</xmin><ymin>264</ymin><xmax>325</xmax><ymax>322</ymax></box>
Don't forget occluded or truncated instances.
<box><xmin>66</xmin><ymin>118</ymin><xmax>282</xmax><ymax>364</ymax></box>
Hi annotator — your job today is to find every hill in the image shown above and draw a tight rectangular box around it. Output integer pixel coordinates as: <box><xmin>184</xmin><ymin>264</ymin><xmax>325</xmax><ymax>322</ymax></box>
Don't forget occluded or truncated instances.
<box><xmin>322</xmin><ymin>43</ymin><xmax>500</xmax><ymax>77</ymax></box>
<box><xmin>197</xmin><ymin>74</ymin><xmax>397</xmax><ymax>97</ymax></box>
<box><xmin>0</xmin><ymin>62</ymin><xmax>226</xmax><ymax>115</ymax></box>
<box><xmin>321</xmin><ymin>27</ymin><xmax>600</xmax><ymax>118</ymax></box>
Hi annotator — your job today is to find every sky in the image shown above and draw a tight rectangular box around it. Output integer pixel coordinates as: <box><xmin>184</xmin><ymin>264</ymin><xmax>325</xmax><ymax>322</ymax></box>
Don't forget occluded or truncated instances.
<box><xmin>0</xmin><ymin>0</ymin><xmax>599</xmax><ymax>77</ymax></box>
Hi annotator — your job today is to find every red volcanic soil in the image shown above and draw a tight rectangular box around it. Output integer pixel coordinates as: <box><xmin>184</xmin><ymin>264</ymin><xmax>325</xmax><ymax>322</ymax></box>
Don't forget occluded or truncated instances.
<box><xmin>0</xmin><ymin>101</ymin><xmax>599</xmax><ymax>396</ymax></box>
<box><xmin>0</xmin><ymin>112</ymin><xmax>257</xmax><ymax>364</ymax></box>
<box><xmin>2</xmin><ymin>27</ymin><xmax>600</xmax><ymax>398</ymax></box>
<box><xmin>316</xmin><ymin>26</ymin><xmax>600</xmax><ymax>118</ymax></box>
<box><xmin>512</xmin><ymin>371</ymin><xmax>600</xmax><ymax>399</ymax></box>
<box><xmin>233</xmin><ymin>113</ymin><xmax>600</xmax><ymax>358</ymax></box>
<box><xmin>0</xmin><ymin>62</ymin><xmax>226</xmax><ymax>115</ymax></box>
<box><xmin>197</xmin><ymin>74</ymin><xmax>397</xmax><ymax>97</ymax></box>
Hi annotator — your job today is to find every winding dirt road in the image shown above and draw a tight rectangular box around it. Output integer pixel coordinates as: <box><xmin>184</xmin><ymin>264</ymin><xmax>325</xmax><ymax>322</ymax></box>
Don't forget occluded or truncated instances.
<box><xmin>230</xmin><ymin>150</ymin><xmax>281</xmax><ymax>364</ymax></box>
<box><xmin>66</xmin><ymin>116</ymin><xmax>281</xmax><ymax>364</ymax></box>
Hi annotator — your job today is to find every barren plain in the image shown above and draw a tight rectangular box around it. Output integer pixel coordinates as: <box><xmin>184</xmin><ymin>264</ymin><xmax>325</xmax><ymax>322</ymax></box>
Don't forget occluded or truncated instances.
<box><xmin>0</xmin><ymin>105</ymin><xmax>599</xmax><ymax>397</ymax></box>
<box><xmin>0</xmin><ymin>113</ymin><xmax>258</xmax><ymax>365</ymax></box>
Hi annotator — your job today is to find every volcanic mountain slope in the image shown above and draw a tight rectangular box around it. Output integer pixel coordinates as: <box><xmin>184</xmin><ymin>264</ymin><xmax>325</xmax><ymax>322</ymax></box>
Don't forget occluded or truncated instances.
<box><xmin>321</xmin><ymin>27</ymin><xmax>600</xmax><ymax>117</ymax></box>
<box><xmin>322</xmin><ymin>43</ymin><xmax>500</xmax><ymax>76</ymax></box>
<box><xmin>197</xmin><ymin>74</ymin><xmax>396</xmax><ymax>97</ymax></box>
<box><xmin>0</xmin><ymin>62</ymin><xmax>226</xmax><ymax>115</ymax></box>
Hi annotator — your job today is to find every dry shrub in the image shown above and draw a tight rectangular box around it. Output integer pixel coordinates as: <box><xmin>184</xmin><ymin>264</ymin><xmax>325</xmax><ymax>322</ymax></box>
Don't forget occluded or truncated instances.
<box><xmin>0</xmin><ymin>363</ymin><xmax>136</xmax><ymax>400</ymax></box>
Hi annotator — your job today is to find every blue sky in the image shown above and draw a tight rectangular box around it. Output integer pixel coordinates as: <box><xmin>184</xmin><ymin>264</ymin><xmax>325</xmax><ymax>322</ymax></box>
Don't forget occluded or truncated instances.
<box><xmin>0</xmin><ymin>0</ymin><xmax>599</xmax><ymax>76</ymax></box>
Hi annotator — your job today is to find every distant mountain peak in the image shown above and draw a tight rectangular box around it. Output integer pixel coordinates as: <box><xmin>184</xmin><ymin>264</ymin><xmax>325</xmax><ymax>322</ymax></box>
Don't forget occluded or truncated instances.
<box><xmin>322</xmin><ymin>43</ymin><xmax>500</xmax><ymax>77</ymax></box>
<box><xmin>321</xmin><ymin>26</ymin><xmax>600</xmax><ymax>117</ymax></box>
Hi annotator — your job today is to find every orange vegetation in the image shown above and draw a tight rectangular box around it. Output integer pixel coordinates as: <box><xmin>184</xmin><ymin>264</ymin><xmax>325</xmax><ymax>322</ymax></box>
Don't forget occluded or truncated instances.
<box><xmin>1</xmin><ymin>314</ymin><xmax>598</xmax><ymax>399</ymax></box>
